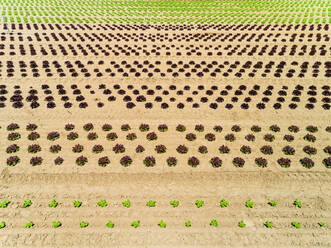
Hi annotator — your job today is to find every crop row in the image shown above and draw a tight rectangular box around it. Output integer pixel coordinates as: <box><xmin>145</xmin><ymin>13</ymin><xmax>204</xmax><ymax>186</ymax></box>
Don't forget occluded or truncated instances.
<box><xmin>1</xmin><ymin>23</ymin><xmax>330</xmax><ymax>32</ymax></box>
<box><xmin>0</xmin><ymin>220</ymin><xmax>325</xmax><ymax>229</ymax></box>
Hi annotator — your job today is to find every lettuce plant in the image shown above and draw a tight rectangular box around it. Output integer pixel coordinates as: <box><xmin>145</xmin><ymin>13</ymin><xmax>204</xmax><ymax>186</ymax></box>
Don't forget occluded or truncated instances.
<box><xmin>300</xmin><ymin>157</ymin><xmax>314</xmax><ymax>168</ymax></box>
<box><xmin>8</xmin><ymin>132</ymin><xmax>21</xmax><ymax>141</ymax></box>
<box><xmin>186</xmin><ymin>133</ymin><xmax>196</xmax><ymax>141</ymax></box>
<box><xmin>264</xmin><ymin>221</ymin><xmax>273</xmax><ymax>228</ymax></box>
<box><xmin>54</xmin><ymin>156</ymin><xmax>64</xmax><ymax>165</ymax></box>
<box><xmin>67</xmin><ymin>132</ymin><xmax>79</xmax><ymax>140</ymax></box>
<box><xmin>233</xmin><ymin>157</ymin><xmax>245</xmax><ymax>167</ymax></box>
<box><xmin>24</xmin><ymin>221</ymin><xmax>34</xmax><ymax>228</ymax></box>
<box><xmin>176</xmin><ymin>124</ymin><xmax>186</xmax><ymax>132</ymax></box>
<box><xmin>6</xmin><ymin>144</ymin><xmax>19</xmax><ymax>153</ymax></box>
<box><xmin>49</xmin><ymin>199</ymin><xmax>58</xmax><ymax>208</ymax></box>
<box><xmin>198</xmin><ymin>145</ymin><xmax>208</xmax><ymax>154</ymax></box>
<box><xmin>251</xmin><ymin>125</ymin><xmax>261</xmax><ymax>132</ymax></box>
<box><xmin>288</xmin><ymin>125</ymin><xmax>299</xmax><ymax>133</ymax></box>
<box><xmin>323</xmin><ymin>157</ymin><xmax>331</xmax><ymax>168</ymax></box>
<box><xmin>195</xmin><ymin>124</ymin><xmax>204</xmax><ymax>132</ymax></box>
<box><xmin>283</xmin><ymin>135</ymin><xmax>294</xmax><ymax>142</ymax></box>
<box><xmin>83</xmin><ymin>123</ymin><xmax>94</xmax><ymax>131</ymax></box>
<box><xmin>52</xmin><ymin>221</ymin><xmax>61</xmax><ymax>228</ymax></box>
<box><xmin>240</xmin><ymin>145</ymin><xmax>251</xmax><ymax>154</ymax></box>
<box><xmin>176</xmin><ymin>145</ymin><xmax>188</xmax><ymax>154</ymax></box>
<box><xmin>238</xmin><ymin>220</ymin><xmax>246</xmax><ymax>228</ymax></box>
<box><xmin>264</xmin><ymin>134</ymin><xmax>275</xmax><ymax>142</ymax></box>
<box><xmin>158</xmin><ymin>124</ymin><xmax>168</xmax><ymax>132</ymax></box>
<box><xmin>291</xmin><ymin>221</ymin><xmax>301</xmax><ymax>228</ymax></box>
<box><xmin>22</xmin><ymin>199</ymin><xmax>32</xmax><ymax>208</ymax></box>
<box><xmin>28</xmin><ymin>144</ymin><xmax>41</xmax><ymax>153</ymax></box>
<box><xmin>121</xmin><ymin>124</ymin><xmax>131</xmax><ymax>131</ymax></box>
<box><xmin>231</xmin><ymin>125</ymin><xmax>241</xmax><ymax>132</ymax></box>
<box><xmin>318</xmin><ymin>222</ymin><xmax>326</xmax><ymax>227</ymax></box>
<box><xmin>87</xmin><ymin>132</ymin><xmax>98</xmax><ymax>140</ymax></box>
<box><xmin>205</xmin><ymin>133</ymin><xmax>216</xmax><ymax>141</ymax></box>
<box><xmin>47</xmin><ymin>131</ymin><xmax>60</xmax><ymax>141</ymax></box>
<box><xmin>195</xmin><ymin>200</ymin><xmax>204</xmax><ymax>208</ymax></box>
<box><xmin>303</xmin><ymin>134</ymin><xmax>316</xmax><ymax>142</ymax></box>
<box><xmin>219</xmin><ymin>145</ymin><xmax>230</xmax><ymax>154</ymax></box>
<box><xmin>80</xmin><ymin>221</ymin><xmax>89</xmax><ymax>228</ymax></box>
<box><xmin>146</xmin><ymin>132</ymin><xmax>157</xmax><ymax>141</ymax></box>
<box><xmin>220</xmin><ymin>199</ymin><xmax>229</xmax><ymax>208</ymax></box>
<box><xmin>167</xmin><ymin>157</ymin><xmax>177</xmax><ymax>167</ymax></box>
<box><xmin>0</xmin><ymin>221</ymin><xmax>5</xmax><ymax>229</ymax></box>
<box><xmin>146</xmin><ymin>200</ymin><xmax>156</xmax><ymax>207</ymax></box>
<box><xmin>170</xmin><ymin>200</ymin><xmax>179</xmax><ymax>207</ymax></box>
<box><xmin>7</xmin><ymin>123</ymin><xmax>19</xmax><ymax>131</ymax></box>
<box><xmin>158</xmin><ymin>220</ymin><xmax>166</xmax><ymax>228</ymax></box>
<box><xmin>306</xmin><ymin>125</ymin><xmax>318</xmax><ymax>133</ymax></box>
<box><xmin>122</xmin><ymin>200</ymin><xmax>131</xmax><ymax>208</ymax></box>
<box><xmin>135</xmin><ymin>145</ymin><xmax>145</xmax><ymax>153</ymax></box>
<box><xmin>225</xmin><ymin>133</ymin><xmax>235</xmax><ymax>142</ymax></box>
<box><xmin>26</xmin><ymin>123</ymin><xmax>38</xmax><ymax>131</ymax></box>
<box><xmin>144</xmin><ymin>156</ymin><xmax>155</xmax><ymax>167</ymax></box>
<box><xmin>126</xmin><ymin>133</ymin><xmax>137</xmax><ymax>141</ymax></box>
<box><xmin>28</xmin><ymin>132</ymin><xmax>40</xmax><ymax>141</ymax></box>
<box><xmin>185</xmin><ymin>220</ymin><xmax>191</xmax><ymax>227</ymax></box>
<box><xmin>255</xmin><ymin>157</ymin><xmax>268</xmax><ymax>168</ymax></box>
<box><xmin>245</xmin><ymin>200</ymin><xmax>254</xmax><ymax>208</ymax></box>
<box><xmin>293</xmin><ymin>200</ymin><xmax>302</xmax><ymax>208</ymax></box>
<box><xmin>7</xmin><ymin>156</ymin><xmax>20</xmax><ymax>166</ymax></box>
<box><xmin>277</xmin><ymin>158</ymin><xmax>291</xmax><ymax>168</ymax></box>
<box><xmin>97</xmin><ymin>200</ymin><xmax>108</xmax><ymax>207</ymax></box>
<box><xmin>113</xmin><ymin>144</ymin><xmax>125</xmax><ymax>153</ymax></box>
<box><xmin>324</xmin><ymin>146</ymin><xmax>331</xmax><ymax>155</ymax></box>
<box><xmin>64</xmin><ymin>123</ymin><xmax>75</xmax><ymax>131</ymax></box>
<box><xmin>155</xmin><ymin>145</ymin><xmax>167</xmax><ymax>153</ymax></box>
<box><xmin>269</xmin><ymin>125</ymin><xmax>280</xmax><ymax>132</ymax></box>
<box><xmin>49</xmin><ymin>145</ymin><xmax>61</xmax><ymax>153</ymax></box>
<box><xmin>106</xmin><ymin>221</ymin><xmax>115</xmax><ymax>228</ymax></box>
<box><xmin>268</xmin><ymin>200</ymin><xmax>277</xmax><ymax>207</ymax></box>
<box><xmin>131</xmin><ymin>220</ymin><xmax>140</xmax><ymax>228</ymax></box>
<box><xmin>102</xmin><ymin>124</ymin><xmax>112</xmax><ymax>131</ymax></box>
<box><xmin>73</xmin><ymin>200</ymin><xmax>82</xmax><ymax>208</ymax></box>
<box><xmin>245</xmin><ymin>134</ymin><xmax>255</xmax><ymax>142</ymax></box>
<box><xmin>213</xmin><ymin>125</ymin><xmax>223</xmax><ymax>133</ymax></box>
<box><xmin>210</xmin><ymin>157</ymin><xmax>222</xmax><ymax>168</ymax></box>
<box><xmin>98</xmin><ymin>156</ymin><xmax>110</xmax><ymax>167</ymax></box>
<box><xmin>210</xmin><ymin>219</ymin><xmax>218</xmax><ymax>227</ymax></box>
<box><xmin>139</xmin><ymin>124</ymin><xmax>150</xmax><ymax>132</ymax></box>
<box><xmin>0</xmin><ymin>200</ymin><xmax>10</xmax><ymax>208</ymax></box>
<box><xmin>188</xmin><ymin>157</ymin><xmax>200</xmax><ymax>167</ymax></box>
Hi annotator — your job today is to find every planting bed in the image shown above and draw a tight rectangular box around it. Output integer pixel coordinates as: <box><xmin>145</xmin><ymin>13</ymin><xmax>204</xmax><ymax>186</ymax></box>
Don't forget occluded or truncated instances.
<box><xmin>0</xmin><ymin>0</ymin><xmax>330</xmax><ymax>247</ymax></box>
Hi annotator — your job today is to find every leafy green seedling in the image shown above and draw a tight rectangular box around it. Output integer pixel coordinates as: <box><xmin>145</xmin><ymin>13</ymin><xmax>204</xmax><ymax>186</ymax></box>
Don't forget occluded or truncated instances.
<box><xmin>245</xmin><ymin>200</ymin><xmax>254</xmax><ymax>208</ymax></box>
<box><xmin>73</xmin><ymin>201</ymin><xmax>82</xmax><ymax>208</ymax></box>
<box><xmin>238</xmin><ymin>221</ymin><xmax>246</xmax><ymax>228</ymax></box>
<box><xmin>52</xmin><ymin>221</ymin><xmax>61</xmax><ymax>228</ymax></box>
<box><xmin>49</xmin><ymin>200</ymin><xmax>58</xmax><ymax>208</ymax></box>
<box><xmin>291</xmin><ymin>221</ymin><xmax>301</xmax><ymax>228</ymax></box>
<box><xmin>318</xmin><ymin>222</ymin><xmax>326</xmax><ymax>227</ymax></box>
<box><xmin>195</xmin><ymin>200</ymin><xmax>204</xmax><ymax>208</ymax></box>
<box><xmin>122</xmin><ymin>200</ymin><xmax>131</xmax><ymax>208</ymax></box>
<box><xmin>22</xmin><ymin>199</ymin><xmax>32</xmax><ymax>208</ymax></box>
<box><xmin>210</xmin><ymin>219</ymin><xmax>218</xmax><ymax>227</ymax></box>
<box><xmin>24</xmin><ymin>221</ymin><xmax>34</xmax><ymax>228</ymax></box>
<box><xmin>185</xmin><ymin>220</ymin><xmax>191</xmax><ymax>227</ymax></box>
<box><xmin>268</xmin><ymin>200</ymin><xmax>277</xmax><ymax>207</ymax></box>
<box><xmin>146</xmin><ymin>200</ymin><xmax>156</xmax><ymax>207</ymax></box>
<box><xmin>0</xmin><ymin>221</ymin><xmax>6</xmax><ymax>229</ymax></box>
<box><xmin>220</xmin><ymin>199</ymin><xmax>229</xmax><ymax>208</ymax></box>
<box><xmin>158</xmin><ymin>220</ymin><xmax>166</xmax><ymax>228</ymax></box>
<box><xmin>106</xmin><ymin>221</ymin><xmax>115</xmax><ymax>228</ymax></box>
<box><xmin>293</xmin><ymin>200</ymin><xmax>302</xmax><ymax>208</ymax></box>
<box><xmin>97</xmin><ymin>200</ymin><xmax>108</xmax><ymax>207</ymax></box>
<box><xmin>264</xmin><ymin>221</ymin><xmax>273</xmax><ymax>228</ymax></box>
<box><xmin>0</xmin><ymin>200</ymin><xmax>10</xmax><ymax>208</ymax></box>
<box><xmin>131</xmin><ymin>220</ymin><xmax>140</xmax><ymax>228</ymax></box>
<box><xmin>170</xmin><ymin>200</ymin><xmax>179</xmax><ymax>207</ymax></box>
<box><xmin>80</xmin><ymin>221</ymin><xmax>89</xmax><ymax>228</ymax></box>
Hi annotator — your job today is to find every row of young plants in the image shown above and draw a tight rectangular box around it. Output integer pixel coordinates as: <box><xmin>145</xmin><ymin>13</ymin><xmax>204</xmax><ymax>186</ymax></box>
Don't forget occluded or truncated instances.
<box><xmin>6</xmin><ymin>143</ymin><xmax>330</xmax><ymax>156</ymax></box>
<box><xmin>0</xmin><ymin>220</ymin><xmax>326</xmax><ymax>229</ymax></box>
<box><xmin>0</xmin><ymin>198</ymin><xmax>312</xmax><ymax>209</ymax></box>
<box><xmin>3</xmin><ymin>123</ymin><xmax>330</xmax><ymax>133</ymax></box>
<box><xmin>6</xmin><ymin>131</ymin><xmax>326</xmax><ymax>143</ymax></box>
<box><xmin>5</xmin><ymin>154</ymin><xmax>331</xmax><ymax>168</ymax></box>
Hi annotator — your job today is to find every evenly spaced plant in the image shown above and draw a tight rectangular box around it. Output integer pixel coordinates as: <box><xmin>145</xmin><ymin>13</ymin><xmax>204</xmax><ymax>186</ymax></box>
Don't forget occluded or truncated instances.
<box><xmin>220</xmin><ymin>199</ymin><xmax>229</xmax><ymax>208</ymax></box>
<box><xmin>185</xmin><ymin>220</ymin><xmax>191</xmax><ymax>227</ymax></box>
<box><xmin>264</xmin><ymin>134</ymin><xmax>275</xmax><ymax>142</ymax></box>
<box><xmin>306</xmin><ymin>125</ymin><xmax>318</xmax><ymax>133</ymax></box>
<box><xmin>143</xmin><ymin>156</ymin><xmax>156</xmax><ymax>167</ymax></box>
<box><xmin>238</xmin><ymin>220</ymin><xmax>246</xmax><ymax>228</ymax></box>
<box><xmin>136</xmin><ymin>145</ymin><xmax>145</xmax><ymax>153</ymax></box>
<box><xmin>7</xmin><ymin>123</ymin><xmax>19</xmax><ymax>131</ymax></box>
<box><xmin>0</xmin><ymin>221</ymin><xmax>5</xmax><ymax>229</ymax></box>
<box><xmin>49</xmin><ymin>199</ymin><xmax>58</xmax><ymax>208</ymax></box>
<box><xmin>245</xmin><ymin>134</ymin><xmax>255</xmax><ymax>142</ymax></box>
<box><xmin>300</xmin><ymin>157</ymin><xmax>314</xmax><ymax>168</ymax></box>
<box><xmin>291</xmin><ymin>222</ymin><xmax>301</xmax><ymax>228</ymax></box>
<box><xmin>8</xmin><ymin>132</ymin><xmax>21</xmax><ymax>141</ymax></box>
<box><xmin>205</xmin><ymin>133</ymin><xmax>216</xmax><ymax>141</ymax></box>
<box><xmin>186</xmin><ymin>133</ymin><xmax>196</xmax><ymax>141</ymax></box>
<box><xmin>225</xmin><ymin>133</ymin><xmax>235</xmax><ymax>142</ymax></box>
<box><xmin>146</xmin><ymin>200</ymin><xmax>156</xmax><ymax>207</ymax></box>
<box><xmin>303</xmin><ymin>134</ymin><xmax>316</xmax><ymax>142</ymax></box>
<box><xmin>277</xmin><ymin>158</ymin><xmax>291</xmax><ymax>168</ymax></box>
<box><xmin>73</xmin><ymin>200</ymin><xmax>82</xmax><ymax>208</ymax></box>
<box><xmin>155</xmin><ymin>145</ymin><xmax>167</xmax><ymax>154</ymax></box>
<box><xmin>195</xmin><ymin>124</ymin><xmax>204</xmax><ymax>132</ymax></box>
<box><xmin>282</xmin><ymin>146</ymin><xmax>295</xmax><ymax>155</ymax></box>
<box><xmin>233</xmin><ymin>157</ymin><xmax>245</xmax><ymax>167</ymax></box>
<box><xmin>47</xmin><ymin>131</ymin><xmax>60</xmax><ymax>141</ymax></box>
<box><xmin>83</xmin><ymin>123</ymin><xmax>94</xmax><ymax>131</ymax></box>
<box><xmin>158</xmin><ymin>220</ymin><xmax>166</xmax><ymax>228</ymax></box>
<box><xmin>97</xmin><ymin>200</ymin><xmax>108</xmax><ymax>207</ymax></box>
<box><xmin>106</xmin><ymin>132</ymin><xmax>118</xmax><ymax>141</ymax></box>
<box><xmin>67</xmin><ymin>132</ymin><xmax>79</xmax><ymax>140</ymax></box>
<box><xmin>231</xmin><ymin>125</ymin><xmax>241</xmax><ymax>132</ymax></box>
<box><xmin>167</xmin><ymin>157</ymin><xmax>177</xmax><ymax>167</ymax></box>
<box><xmin>6</xmin><ymin>144</ymin><xmax>19</xmax><ymax>153</ymax></box>
<box><xmin>170</xmin><ymin>200</ymin><xmax>179</xmax><ymax>207</ymax></box>
<box><xmin>0</xmin><ymin>200</ymin><xmax>10</xmax><ymax>208</ymax></box>
<box><xmin>251</xmin><ymin>125</ymin><xmax>261</xmax><ymax>132</ymax></box>
<box><xmin>121</xmin><ymin>124</ymin><xmax>131</xmax><ymax>131</ymax></box>
<box><xmin>213</xmin><ymin>125</ymin><xmax>223</xmax><ymax>133</ymax></box>
<box><xmin>49</xmin><ymin>145</ymin><xmax>61</xmax><ymax>153</ymax></box>
<box><xmin>28</xmin><ymin>144</ymin><xmax>41</xmax><ymax>153</ymax></box>
<box><xmin>324</xmin><ymin>146</ymin><xmax>331</xmax><ymax>155</ymax></box>
<box><xmin>283</xmin><ymin>134</ymin><xmax>294</xmax><ymax>142</ymax></box>
<box><xmin>219</xmin><ymin>145</ymin><xmax>230</xmax><ymax>154</ymax></box>
<box><xmin>198</xmin><ymin>145</ymin><xmax>208</xmax><ymax>154</ymax></box>
<box><xmin>80</xmin><ymin>221</ymin><xmax>89</xmax><ymax>228</ymax></box>
<box><xmin>264</xmin><ymin>221</ymin><xmax>273</xmax><ymax>228</ymax></box>
<box><xmin>293</xmin><ymin>200</ymin><xmax>302</xmax><ymax>208</ymax></box>
<box><xmin>255</xmin><ymin>157</ymin><xmax>268</xmax><ymax>168</ymax></box>
<box><xmin>113</xmin><ymin>144</ymin><xmax>125</xmax><ymax>153</ymax></box>
<box><xmin>240</xmin><ymin>145</ymin><xmax>251</xmax><ymax>154</ymax></box>
<box><xmin>87</xmin><ymin>132</ymin><xmax>98</xmax><ymax>140</ymax></box>
<box><xmin>98</xmin><ymin>156</ymin><xmax>110</xmax><ymax>167</ymax></box>
<box><xmin>158</xmin><ymin>124</ymin><xmax>168</xmax><ymax>132</ymax></box>
<box><xmin>54</xmin><ymin>156</ymin><xmax>64</xmax><ymax>165</ymax></box>
<box><xmin>26</xmin><ymin>123</ymin><xmax>38</xmax><ymax>131</ymax></box>
<box><xmin>210</xmin><ymin>219</ymin><xmax>218</xmax><ymax>227</ymax></box>
<box><xmin>303</xmin><ymin>146</ymin><xmax>317</xmax><ymax>155</ymax></box>
<box><xmin>28</xmin><ymin>132</ymin><xmax>40</xmax><ymax>141</ymax></box>
<box><xmin>260</xmin><ymin>145</ymin><xmax>273</xmax><ymax>155</ymax></box>
<box><xmin>195</xmin><ymin>200</ymin><xmax>204</xmax><ymax>208</ymax></box>
<box><xmin>106</xmin><ymin>221</ymin><xmax>115</xmax><ymax>228</ymax></box>
<box><xmin>65</xmin><ymin>123</ymin><xmax>75</xmax><ymax>131</ymax></box>
<box><xmin>188</xmin><ymin>156</ymin><xmax>200</xmax><ymax>167</ymax></box>
<box><xmin>146</xmin><ymin>132</ymin><xmax>157</xmax><ymax>141</ymax></box>
<box><xmin>52</xmin><ymin>221</ymin><xmax>62</xmax><ymax>228</ymax></box>
<box><xmin>139</xmin><ymin>124</ymin><xmax>150</xmax><ymax>132</ymax></box>
<box><xmin>24</xmin><ymin>221</ymin><xmax>34</xmax><ymax>228</ymax></box>
<box><xmin>176</xmin><ymin>124</ymin><xmax>186</xmax><ymax>132</ymax></box>
<box><xmin>176</xmin><ymin>145</ymin><xmax>188</xmax><ymax>154</ymax></box>
<box><xmin>268</xmin><ymin>200</ymin><xmax>278</xmax><ymax>207</ymax></box>
<box><xmin>126</xmin><ymin>133</ymin><xmax>137</xmax><ymax>141</ymax></box>
<box><xmin>30</xmin><ymin>157</ymin><xmax>43</xmax><ymax>166</ymax></box>
<box><xmin>131</xmin><ymin>220</ymin><xmax>140</xmax><ymax>228</ymax></box>
<box><xmin>245</xmin><ymin>200</ymin><xmax>254</xmax><ymax>208</ymax></box>
<box><xmin>288</xmin><ymin>125</ymin><xmax>299</xmax><ymax>133</ymax></box>
<box><xmin>323</xmin><ymin>157</ymin><xmax>331</xmax><ymax>168</ymax></box>
<box><xmin>102</xmin><ymin>124</ymin><xmax>112</xmax><ymax>131</ymax></box>
<box><xmin>122</xmin><ymin>200</ymin><xmax>131</xmax><ymax>208</ymax></box>
<box><xmin>210</xmin><ymin>157</ymin><xmax>222</xmax><ymax>168</ymax></box>
<box><xmin>92</xmin><ymin>144</ymin><xmax>104</xmax><ymax>153</ymax></box>
<box><xmin>7</xmin><ymin>156</ymin><xmax>20</xmax><ymax>166</ymax></box>
<box><xmin>269</xmin><ymin>125</ymin><xmax>280</xmax><ymax>132</ymax></box>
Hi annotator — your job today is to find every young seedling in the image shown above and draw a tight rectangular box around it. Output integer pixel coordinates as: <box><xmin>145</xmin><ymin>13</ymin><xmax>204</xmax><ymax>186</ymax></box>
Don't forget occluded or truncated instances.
<box><xmin>131</xmin><ymin>220</ymin><xmax>140</xmax><ymax>228</ymax></box>
<box><xmin>268</xmin><ymin>200</ymin><xmax>278</xmax><ymax>207</ymax></box>
<box><xmin>122</xmin><ymin>200</ymin><xmax>131</xmax><ymax>208</ymax></box>
<box><xmin>97</xmin><ymin>200</ymin><xmax>108</xmax><ymax>207</ymax></box>
<box><xmin>195</xmin><ymin>200</ymin><xmax>204</xmax><ymax>208</ymax></box>
<box><xmin>73</xmin><ymin>200</ymin><xmax>82</xmax><ymax>208</ymax></box>
<box><xmin>49</xmin><ymin>199</ymin><xmax>58</xmax><ymax>208</ymax></box>
<box><xmin>293</xmin><ymin>200</ymin><xmax>302</xmax><ymax>208</ymax></box>
<box><xmin>52</xmin><ymin>221</ymin><xmax>62</xmax><ymax>228</ymax></box>
<box><xmin>22</xmin><ymin>199</ymin><xmax>32</xmax><ymax>208</ymax></box>
<box><xmin>245</xmin><ymin>200</ymin><xmax>254</xmax><ymax>208</ymax></box>
<box><xmin>185</xmin><ymin>220</ymin><xmax>191</xmax><ymax>227</ymax></box>
<box><xmin>210</xmin><ymin>219</ymin><xmax>218</xmax><ymax>227</ymax></box>
<box><xmin>80</xmin><ymin>221</ymin><xmax>89</xmax><ymax>228</ymax></box>
<box><xmin>146</xmin><ymin>200</ymin><xmax>156</xmax><ymax>207</ymax></box>
<box><xmin>158</xmin><ymin>220</ymin><xmax>166</xmax><ymax>228</ymax></box>
<box><xmin>106</xmin><ymin>221</ymin><xmax>115</xmax><ymax>228</ymax></box>
<box><xmin>264</xmin><ymin>221</ymin><xmax>273</xmax><ymax>228</ymax></box>
<box><xmin>291</xmin><ymin>221</ymin><xmax>301</xmax><ymax>228</ymax></box>
<box><xmin>170</xmin><ymin>200</ymin><xmax>179</xmax><ymax>207</ymax></box>
<box><xmin>318</xmin><ymin>222</ymin><xmax>326</xmax><ymax>227</ymax></box>
<box><xmin>0</xmin><ymin>221</ymin><xmax>5</xmax><ymax>229</ymax></box>
<box><xmin>220</xmin><ymin>199</ymin><xmax>229</xmax><ymax>208</ymax></box>
<box><xmin>24</xmin><ymin>221</ymin><xmax>34</xmax><ymax>228</ymax></box>
<box><xmin>0</xmin><ymin>200</ymin><xmax>10</xmax><ymax>208</ymax></box>
<box><xmin>238</xmin><ymin>221</ymin><xmax>246</xmax><ymax>228</ymax></box>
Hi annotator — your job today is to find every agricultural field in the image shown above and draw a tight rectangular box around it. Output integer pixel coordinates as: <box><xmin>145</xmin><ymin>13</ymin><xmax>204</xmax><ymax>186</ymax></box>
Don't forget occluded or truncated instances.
<box><xmin>0</xmin><ymin>0</ymin><xmax>330</xmax><ymax>247</ymax></box>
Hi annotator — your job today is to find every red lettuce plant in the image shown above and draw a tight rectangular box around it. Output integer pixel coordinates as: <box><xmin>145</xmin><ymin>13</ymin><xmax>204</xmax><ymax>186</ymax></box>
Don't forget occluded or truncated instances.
<box><xmin>135</xmin><ymin>145</ymin><xmax>145</xmax><ymax>153</ymax></box>
<box><xmin>176</xmin><ymin>124</ymin><xmax>186</xmax><ymax>132</ymax></box>
<box><xmin>300</xmin><ymin>157</ymin><xmax>314</xmax><ymax>168</ymax></box>
<box><xmin>255</xmin><ymin>157</ymin><xmax>268</xmax><ymax>167</ymax></box>
<box><xmin>166</xmin><ymin>157</ymin><xmax>177</xmax><ymax>167</ymax></box>
<box><xmin>83</xmin><ymin>123</ymin><xmax>94</xmax><ymax>131</ymax></box>
<box><xmin>30</xmin><ymin>156</ymin><xmax>43</xmax><ymax>166</ymax></box>
<box><xmin>7</xmin><ymin>156</ymin><xmax>20</xmax><ymax>166</ymax></box>
<box><xmin>47</xmin><ymin>131</ymin><xmax>60</xmax><ymax>141</ymax></box>
<box><xmin>113</xmin><ymin>144</ymin><xmax>125</xmax><ymax>153</ymax></box>
<box><xmin>26</xmin><ymin>123</ymin><xmax>38</xmax><ymax>131</ymax></box>
<box><xmin>49</xmin><ymin>145</ymin><xmax>61</xmax><ymax>153</ymax></box>
<box><xmin>139</xmin><ymin>124</ymin><xmax>150</xmax><ymax>132</ymax></box>
<box><xmin>233</xmin><ymin>157</ymin><xmax>245</xmax><ymax>167</ymax></box>
<box><xmin>245</xmin><ymin>134</ymin><xmax>255</xmax><ymax>142</ymax></box>
<box><xmin>198</xmin><ymin>145</ymin><xmax>208</xmax><ymax>154</ymax></box>
<box><xmin>205</xmin><ymin>133</ymin><xmax>216</xmax><ymax>141</ymax></box>
<box><xmin>6</xmin><ymin>144</ymin><xmax>19</xmax><ymax>153</ymax></box>
<box><xmin>282</xmin><ymin>146</ymin><xmax>295</xmax><ymax>155</ymax></box>
<box><xmin>158</xmin><ymin>124</ymin><xmax>168</xmax><ymax>132</ymax></box>
<box><xmin>144</xmin><ymin>156</ymin><xmax>156</xmax><ymax>167</ymax></box>
<box><xmin>213</xmin><ymin>125</ymin><xmax>223</xmax><ymax>133</ymax></box>
<box><xmin>277</xmin><ymin>158</ymin><xmax>291</xmax><ymax>168</ymax></box>
<box><xmin>188</xmin><ymin>156</ymin><xmax>200</xmax><ymax>167</ymax></box>
<box><xmin>76</xmin><ymin>156</ymin><xmax>88</xmax><ymax>166</ymax></box>
<box><xmin>65</xmin><ymin>123</ymin><xmax>75</xmax><ymax>131</ymax></box>
<box><xmin>102</xmin><ymin>124</ymin><xmax>112</xmax><ymax>131</ymax></box>
<box><xmin>28</xmin><ymin>144</ymin><xmax>41</xmax><ymax>153</ymax></box>
<box><xmin>67</xmin><ymin>132</ymin><xmax>78</xmax><ymax>140</ymax></box>
<box><xmin>146</xmin><ymin>132</ymin><xmax>157</xmax><ymax>141</ymax></box>
<box><xmin>106</xmin><ymin>132</ymin><xmax>118</xmax><ymax>141</ymax></box>
<box><xmin>120</xmin><ymin>156</ymin><xmax>133</xmax><ymax>167</ymax></box>
<box><xmin>260</xmin><ymin>145</ymin><xmax>273</xmax><ymax>155</ymax></box>
<box><xmin>98</xmin><ymin>156</ymin><xmax>110</xmax><ymax>167</ymax></box>
<box><xmin>210</xmin><ymin>157</ymin><xmax>222</xmax><ymax>168</ymax></box>
<box><xmin>54</xmin><ymin>156</ymin><xmax>64</xmax><ymax>165</ymax></box>
<box><xmin>186</xmin><ymin>133</ymin><xmax>196</xmax><ymax>141</ymax></box>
